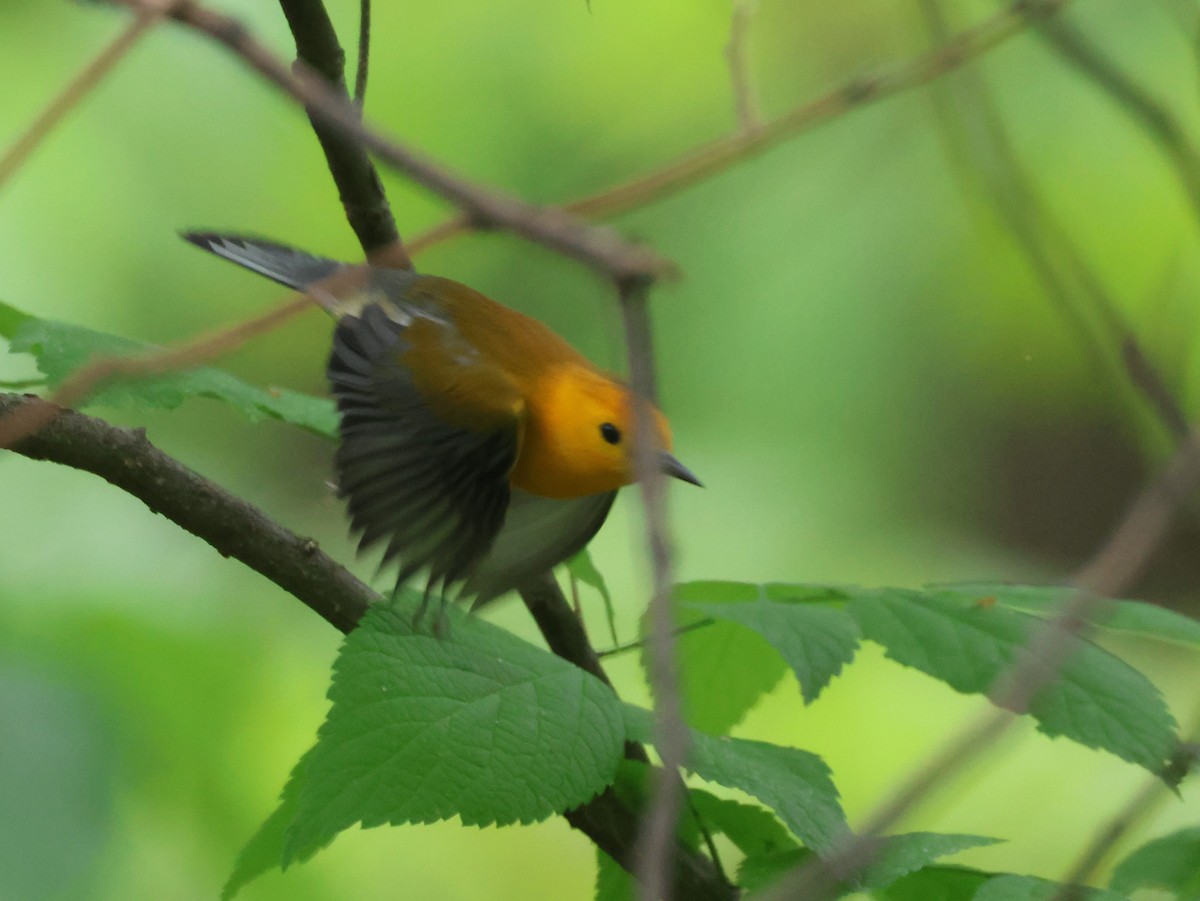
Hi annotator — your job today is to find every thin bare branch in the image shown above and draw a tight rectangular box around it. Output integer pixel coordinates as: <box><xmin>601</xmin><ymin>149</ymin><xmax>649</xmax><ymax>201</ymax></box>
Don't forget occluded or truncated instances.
<box><xmin>726</xmin><ymin>0</ymin><xmax>762</xmax><ymax>134</ymax></box>
<box><xmin>921</xmin><ymin>0</ymin><xmax>1190</xmax><ymax>446</ymax></box>
<box><xmin>1059</xmin><ymin>737</ymin><xmax>1200</xmax><ymax>892</ymax></box>
<box><xmin>112</xmin><ymin>0</ymin><xmax>671</xmax><ymax>281</ymax></box>
<box><xmin>616</xmin><ymin>277</ymin><xmax>688</xmax><ymax>901</ymax></box>
<box><xmin>0</xmin><ymin>9</ymin><xmax>162</xmax><ymax>193</ymax></box>
<box><xmin>404</xmin><ymin>0</ymin><xmax>1076</xmax><ymax>254</ymax></box>
<box><xmin>354</xmin><ymin>0</ymin><xmax>371</xmax><ymax>106</ymax></box>
<box><xmin>1034</xmin><ymin>15</ymin><xmax>1200</xmax><ymax>231</ymax></box>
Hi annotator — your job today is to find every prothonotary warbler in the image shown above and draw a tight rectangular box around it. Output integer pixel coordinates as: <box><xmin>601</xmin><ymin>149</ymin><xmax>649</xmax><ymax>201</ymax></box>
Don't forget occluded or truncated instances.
<box><xmin>184</xmin><ymin>233</ymin><xmax>700</xmax><ymax>619</ymax></box>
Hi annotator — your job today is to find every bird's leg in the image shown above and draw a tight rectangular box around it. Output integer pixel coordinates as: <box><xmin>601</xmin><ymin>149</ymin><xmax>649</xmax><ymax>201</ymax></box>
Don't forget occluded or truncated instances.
<box><xmin>412</xmin><ymin>579</ymin><xmax>435</xmax><ymax>632</ymax></box>
<box><xmin>433</xmin><ymin>580</ymin><xmax>451</xmax><ymax>638</ymax></box>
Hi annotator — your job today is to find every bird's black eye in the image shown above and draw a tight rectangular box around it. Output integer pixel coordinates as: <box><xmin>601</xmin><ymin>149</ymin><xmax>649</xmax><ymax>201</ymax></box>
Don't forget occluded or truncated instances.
<box><xmin>600</xmin><ymin>422</ymin><xmax>621</xmax><ymax>445</ymax></box>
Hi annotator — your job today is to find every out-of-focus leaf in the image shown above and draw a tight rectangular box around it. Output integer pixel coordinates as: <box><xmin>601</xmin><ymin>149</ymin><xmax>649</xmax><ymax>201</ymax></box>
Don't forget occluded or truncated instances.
<box><xmin>875</xmin><ymin>865</ymin><xmax>992</xmax><ymax>901</ymax></box>
<box><xmin>0</xmin><ymin>299</ymin><xmax>336</xmax><ymax>437</ymax></box>
<box><xmin>971</xmin><ymin>874</ymin><xmax>1126</xmax><ymax>900</ymax></box>
<box><xmin>935</xmin><ymin>582</ymin><xmax>1200</xmax><ymax>648</ymax></box>
<box><xmin>848</xmin><ymin>588</ymin><xmax>1178</xmax><ymax>773</ymax></box>
<box><xmin>736</xmin><ymin>832</ymin><xmax>999</xmax><ymax>896</ymax></box>
<box><xmin>1109</xmin><ymin>825</ymin><xmax>1200</xmax><ymax>898</ymax></box>
<box><xmin>595</xmin><ymin>850</ymin><xmax>635</xmax><ymax>901</ymax></box>
<box><xmin>569</xmin><ymin>548</ymin><xmax>619</xmax><ymax>647</ymax></box>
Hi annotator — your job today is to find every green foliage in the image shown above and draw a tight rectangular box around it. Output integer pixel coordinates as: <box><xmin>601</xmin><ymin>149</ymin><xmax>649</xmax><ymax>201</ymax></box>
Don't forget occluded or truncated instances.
<box><xmin>876</xmin><ymin>865</ymin><xmax>993</xmax><ymax>901</ymax></box>
<box><xmin>0</xmin><ymin>299</ymin><xmax>337</xmax><ymax>436</ymax></box>
<box><xmin>736</xmin><ymin>833</ymin><xmax>1001</xmax><ymax>896</ymax></box>
<box><xmin>569</xmin><ymin>548</ymin><xmax>620</xmax><ymax>647</ymax></box>
<box><xmin>661</xmin><ymin>582</ymin><xmax>790</xmax><ymax>733</ymax></box>
<box><xmin>848</xmin><ymin>587</ymin><xmax>1177</xmax><ymax>773</ymax></box>
<box><xmin>678</xmin><ymin>582</ymin><xmax>860</xmax><ymax>704</ymax></box>
<box><xmin>623</xmin><ymin>704</ymin><xmax>849</xmax><ymax>853</ymax></box>
<box><xmin>937</xmin><ymin>583</ymin><xmax>1200</xmax><ymax>648</ymax></box>
<box><xmin>1109</xmin><ymin>825</ymin><xmax>1200</xmax><ymax>898</ymax></box>
<box><xmin>687</xmin><ymin>789</ymin><xmax>796</xmax><ymax>858</ymax></box>
<box><xmin>970</xmin><ymin>875</ymin><xmax>1126</xmax><ymax>901</ymax></box>
<box><xmin>877</xmin><ymin>868</ymin><xmax>1126</xmax><ymax>901</ymax></box>
<box><xmin>594</xmin><ymin>849</ymin><xmax>635</xmax><ymax>901</ymax></box>
<box><xmin>227</xmin><ymin>600</ymin><xmax>625</xmax><ymax>897</ymax></box>
<box><xmin>668</xmin><ymin>581</ymin><xmax>1179</xmax><ymax>775</ymax></box>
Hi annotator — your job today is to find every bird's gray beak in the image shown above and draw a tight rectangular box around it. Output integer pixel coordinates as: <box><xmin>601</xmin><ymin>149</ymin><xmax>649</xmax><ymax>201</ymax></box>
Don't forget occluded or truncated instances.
<box><xmin>660</xmin><ymin>451</ymin><xmax>703</xmax><ymax>487</ymax></box>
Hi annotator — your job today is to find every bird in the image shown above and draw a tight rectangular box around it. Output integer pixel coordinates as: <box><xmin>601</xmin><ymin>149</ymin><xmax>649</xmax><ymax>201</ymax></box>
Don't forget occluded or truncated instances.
<box><xmin>183</xmin><ymin>233</ymin><xmax>700</xmax><ymax>623</ymax></box>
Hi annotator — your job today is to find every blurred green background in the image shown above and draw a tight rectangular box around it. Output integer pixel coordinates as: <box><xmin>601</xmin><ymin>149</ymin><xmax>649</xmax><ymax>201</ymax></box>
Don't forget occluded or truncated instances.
<box><xmin>3</xmin><ymin>0</ymin><xmax>1200</xmax><ymax>898</ymax></box>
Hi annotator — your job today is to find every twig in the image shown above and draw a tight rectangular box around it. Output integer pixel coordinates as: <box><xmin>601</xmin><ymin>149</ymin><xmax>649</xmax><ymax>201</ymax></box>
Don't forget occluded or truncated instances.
<box><xmin>0</xmin><ymin>9</ymin><xmax>162</xmax><ymax>193</ymax></box>
<box><xmin>920</xmin><ymin>0</ymin><xmax>1190</xmax><ymax>445</ymax></box>
<box><xmin>0</xmin><ymin>294</ymin><xmax>313</xmax><ymax>450</ymax></box>
<box><xmin>112</xmin><ymin>0</ymin><xmax>671</xmax><ymax>282</ymax></box>
<box><xmin>1034</xmin><ymin>15</ymin><xmax>1200</xmax><ymax>232</ymax></box>
<box><xmin>404</xmin><ymin>0</ymin><xmax>1077</xmax><ymax>254</ymax></box>
<box><xmin>726</xmin><ymin>0</ymin><xmax>762</xmax><ymax>134</ymax></box>
<box><xmin>597</xmin><ymin>617</ymin><xmax>715</xmax><ymax>658</ymax></box>
<box><xmin>354</xmin><ymin>0</ymin><xmax>370</xmax><ymax>106</ymax></box>
<box><xmin>616</xmin><ymin>277</ymin><xmax>688</xmax><ymax>901</ymax></box>
<box><xmin>1058</xmin><ymin>737</ymin><xmax>1200</xmax><ymax>892</ymax></box>
<box><xmin>276</xmin><ymin>0</ymin><xmax>402</xmax><ymax>261</ymax></box>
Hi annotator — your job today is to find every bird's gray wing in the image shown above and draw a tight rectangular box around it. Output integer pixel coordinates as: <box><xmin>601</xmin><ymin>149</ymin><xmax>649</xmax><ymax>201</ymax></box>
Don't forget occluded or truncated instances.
<box><xmin>329</xmin><ymin>303</ymin><xmax>524</xmax><ymax>593</ymax></box>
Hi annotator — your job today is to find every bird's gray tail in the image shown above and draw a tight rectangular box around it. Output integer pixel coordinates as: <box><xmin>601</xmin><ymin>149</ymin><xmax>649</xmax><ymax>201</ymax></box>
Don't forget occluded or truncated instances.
<box><xmin>182</xmin><ymin>232</ymin><xmax>345</xmax><ymax>291</ymax></box>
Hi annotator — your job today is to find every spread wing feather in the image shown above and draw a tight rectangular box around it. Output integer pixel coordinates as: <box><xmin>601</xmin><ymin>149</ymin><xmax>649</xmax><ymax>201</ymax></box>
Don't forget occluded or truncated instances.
<box><xmin>328</xmin><ymin>303</ymin><xmax>523</xmax><ymax>593</ymax></box>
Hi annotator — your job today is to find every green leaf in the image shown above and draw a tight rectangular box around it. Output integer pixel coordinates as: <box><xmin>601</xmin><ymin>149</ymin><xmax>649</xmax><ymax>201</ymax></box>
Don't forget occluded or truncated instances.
<box><xmin>847</xmin><ymin>588</ymin><xmax>1178</xmax><ymax>773</ymax></box>
<box><xmin>0</xmin><ymin>299</ymin><xmax>337</xmax><ymax>437</ymax></box>
<box><xmin>223</xmin><ymin>754</ymin><xmax>309</xmax><ymax>900</ymax></box>
<box><xmin>1109</xmin><ymin>825</ymin><xmax>1200</xmax><ymax>898</ymax></box>
<box><xmin>569</xmin><ymin>548</ymin><xmax>619</xmax><ymax>647</ymax></box>
<box><xmin>859</xmin><ymin>832</ymin><xmax>1001</xmax><ymax>890</ymax></box>
<box><xmin>935</xmin><ymin>582</ymin><xmax>1200</xmax><ymax>648</ymax></box>
<box><xmin>282</xmin><ymin>601</ymin><xmax>625</xmax><ymax>864</ymax></box>
<box><xmin>971</xmin><ymin>874</ymin><xmax>1126</xmax><ymax>901</ymax></box>
<box><xmin>0</xmin><ymin>298</ymin><xmax>30</xmax><ymax>337</ymax></box>
<box><xmin>595</xmin><ymin>850</ymin><xmax>635</xmax><ymax>901</ymax></box>
<box><xmin>737</xmin><ymin>848</ymin><xmax>807</xmax><ymax>893</ymax></box>
<box><xmin>736</xmin><ymin>832</ymin><xmax>998</xmax><ymax>896</ymax></box>
<box><xmin>664</xmin><ymin>582</ymin><xmax>789</xmax><ymax>733</ymax></box>
<box><xmin>688</xmin><ymin>790</ymin><xmax>797</xmax><ymax>858</ymax></box>
<box><xmin>678</xmin><ymin>582</ymin><xmax>860</xmax><ymax>704</ymax></box>
<box><xmin>875</xmin><ymin>865</ymin><xmax>992</xmax><ymax>901</ymax></box>
<box><xmin>622</xmin><ymin>704</ymin><xmax>848</xmax><ymax>853</ymax></box>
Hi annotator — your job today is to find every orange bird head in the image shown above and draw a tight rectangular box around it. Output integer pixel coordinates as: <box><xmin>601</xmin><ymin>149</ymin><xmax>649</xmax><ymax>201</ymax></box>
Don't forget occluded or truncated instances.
<box><xmin>511</xmin><ymin>364</ymin><xmax>699</xmax><ymax>499</ymax></box>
